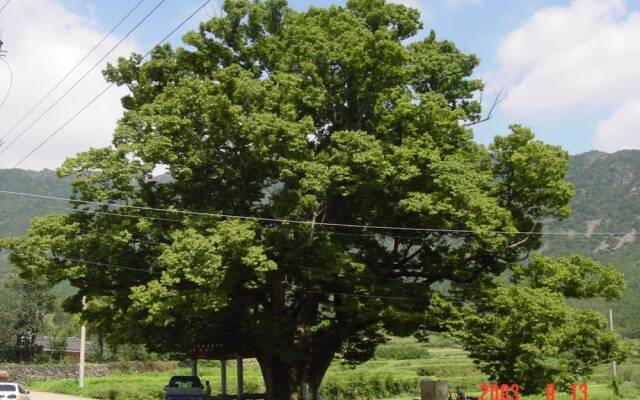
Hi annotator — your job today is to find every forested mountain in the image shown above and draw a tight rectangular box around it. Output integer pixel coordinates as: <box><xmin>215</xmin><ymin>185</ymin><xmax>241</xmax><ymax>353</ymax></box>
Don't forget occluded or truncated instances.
<box><xmin>545</xmin><ymin>150</ymin><xmax>640</xmax><ymax>256</ymax></box>
<box><xmin>543</xmin><ymin>150</ymin><xmax>640</xmax><ymax>335</ymax></box>
<box><xmin>0</xmin><ymin>169</ymin><xmax>71</xmax><ymax>276</ymax></box>
<box><xmin>1</xmin><ymin>151</ymin><xmax>640</xmax><ymax>333</ymax></box>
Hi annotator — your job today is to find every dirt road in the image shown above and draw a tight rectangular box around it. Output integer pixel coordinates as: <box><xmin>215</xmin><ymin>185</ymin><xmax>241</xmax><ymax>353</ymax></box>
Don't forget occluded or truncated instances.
<box><xmin>30</xmin><ymin>392</ymin><xmax>95</xmax><ymax>400</ymax></box>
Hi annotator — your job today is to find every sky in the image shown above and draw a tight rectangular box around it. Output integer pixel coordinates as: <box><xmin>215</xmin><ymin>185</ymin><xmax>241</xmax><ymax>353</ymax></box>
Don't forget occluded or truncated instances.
<box><xmin>0</xmin><ymin>0</ymin><xmax>639</xmax><ymax>170</ymax></box>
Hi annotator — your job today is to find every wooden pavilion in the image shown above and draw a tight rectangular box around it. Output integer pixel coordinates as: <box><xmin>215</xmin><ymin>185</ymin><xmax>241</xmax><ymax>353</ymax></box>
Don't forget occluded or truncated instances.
<box><xmin>190</xmin><ymin>344</ymin><xmax>265</xmax><ymax>400</ymax></box>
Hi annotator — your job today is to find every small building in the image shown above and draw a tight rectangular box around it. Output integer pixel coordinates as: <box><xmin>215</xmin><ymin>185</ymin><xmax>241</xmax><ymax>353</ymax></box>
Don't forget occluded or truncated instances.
<box><xmin>33</xmin><ymin>336</ymin><xmax>92</xmax><ymax>361</ymax></box>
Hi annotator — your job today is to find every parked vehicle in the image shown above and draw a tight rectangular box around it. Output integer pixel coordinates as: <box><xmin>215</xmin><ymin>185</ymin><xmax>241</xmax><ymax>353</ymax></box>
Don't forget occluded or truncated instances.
<box><xmin>164</xmin><ymin>376</ymin><xmax>207</xmax><ymax>400</ymax></box>
<box><xmin>0</xmin><ymin>383</ymin><xmax>31</xmax><ymax>400</ymax></box>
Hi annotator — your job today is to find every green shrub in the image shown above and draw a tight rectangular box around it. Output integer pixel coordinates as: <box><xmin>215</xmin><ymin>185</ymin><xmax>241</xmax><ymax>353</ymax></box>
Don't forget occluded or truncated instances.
<box><xmin>423</xmin><ymin>334</ymin><xmax>460</xmax><ymax>348</ymax></box>
<box><xmin>319</xmin><ymin>373</ymin><xmax>417</xmax><ymax>400</ymax></box>
<box><xmin>374</xmin><ymin>343</ymin><xmax>430</xmax><ymax>360</ymax></box>
<box><xmin>416</xmin><ymin>367</ymin><xmax>434</xmax><ymax>376</ymax></box>
<box><xmin>244</xmin><ymin>381</ymin><xmax>262</xmax><ymax>393</ymax></box>
<box><xmin>32</xmin><ymin>353</ymin><xmax>54</xmax><ymax>364</ymax></box>
<box><xmin>620</xmin><ymin>366</ymin><xmax>640</xmax><ymax>385</ymax></box>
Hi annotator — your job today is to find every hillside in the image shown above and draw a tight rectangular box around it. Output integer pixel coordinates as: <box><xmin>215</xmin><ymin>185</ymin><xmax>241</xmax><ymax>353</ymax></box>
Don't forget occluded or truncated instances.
<box><xmin>0</xmin><ymin>169</ymin><xmax>71</xmax><ymax>275</ymax></box>
<box><xmin>543</xmin><ymin>150</ymin><xmax>640</xmax><ymax>335</ymax></box>
<box><xmin>544</xmin><ymin>150</ymin><xmax>640</xmax><ymax>255</ymax></box>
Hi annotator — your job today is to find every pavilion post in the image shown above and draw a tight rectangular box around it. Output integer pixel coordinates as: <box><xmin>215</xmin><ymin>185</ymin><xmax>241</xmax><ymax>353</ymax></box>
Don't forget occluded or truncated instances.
<box><xmin>302</xmin><ymin>383</ymin><xmax>309</xmax><ymax>400</ymax></box>
<box><xmin>191</xmin><ymin>358</ymin><xmax>198</xmax><ymax>377</ymax></box>
<box><xmin>236</xmin><ymin>356</ymin><xmax>244</xmax><ymax>400</ymax></box>
<box><xmin>220</xmin><ymin>359</ymin><xmax>228</xmax><ymax>395</ymax></box>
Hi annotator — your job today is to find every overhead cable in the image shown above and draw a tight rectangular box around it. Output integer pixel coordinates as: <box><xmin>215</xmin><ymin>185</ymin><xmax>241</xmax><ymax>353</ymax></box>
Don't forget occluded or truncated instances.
<box><xmin>10</xmin><ymin>0</ymin><xmax>211</xmax><ymax>167</ymax></box>
<box><xmin>0</xmin><ymin>0</ymin><xmax>147</xmax><ymax>143</ymax></box>
<box><xmin>1</xmin><ymin>245</ymin><xmax>636</xmax><ymax>305</ymax></box>
<box><xmin>0</xmin><ymin>0</ymin><xmax>10</xmax><ymax>16</ymax></box>
<box><xmin>0</xmin><ymin>188</ymin><xmax>633</xmax><ymax>236</ymax></box>
<box><xmin>0</xmin><ymin>0</ymin><xmax>167</xmax><ymax>157</ymax></box>
<box><xmin>0</xmin><ymin>57</ymin><xmax>12</xmax><ymax>109</ymax></box>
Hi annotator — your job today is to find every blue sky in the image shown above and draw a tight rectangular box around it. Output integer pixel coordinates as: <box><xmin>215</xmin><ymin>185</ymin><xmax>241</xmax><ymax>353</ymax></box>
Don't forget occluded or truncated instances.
<box><xmin>2</xmin><ymin>0</ymin><xmax>640</xmax><ymax>169</ymax></box>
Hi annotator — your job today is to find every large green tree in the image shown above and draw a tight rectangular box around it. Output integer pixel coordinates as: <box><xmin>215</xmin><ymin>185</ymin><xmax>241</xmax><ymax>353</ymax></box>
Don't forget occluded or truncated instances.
<box><xmin>452</xmin><ymin>255</ymin><xmax>627</xmax><ymax>394</ymax></box>
<box><xmin>0</xmin><ymin>274</ymin><xmax>55</xmax><ymax>362</ymax></box>
<box><xmin>1</xmin><ymin>0</ymin><xmax>626</xmax><ymax>397</ymax></box>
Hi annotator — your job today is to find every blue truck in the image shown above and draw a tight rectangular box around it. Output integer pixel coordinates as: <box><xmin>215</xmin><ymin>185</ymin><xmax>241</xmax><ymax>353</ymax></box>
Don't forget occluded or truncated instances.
<box><xmin>164</xmin><ymin>376</ymin><xmax>207</xmax><ymax>400</ymax></box>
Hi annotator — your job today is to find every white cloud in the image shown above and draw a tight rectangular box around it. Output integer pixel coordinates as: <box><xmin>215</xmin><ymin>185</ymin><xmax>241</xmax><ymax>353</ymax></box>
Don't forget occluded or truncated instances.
<box><xmin>445</xmin><ymin>0</ymin><xmax>483</xmax><ymax>11</ymax></box>
<box><xmin>0</xmin><ymin>0</ymin><xmax>138</xmax><ymax>170</ymax></box>
<box><xmin>491</xmin><ymin>0</ymin><xmax>640</xmax><ymax>151</ymax></box>
<box><xmin>595</xmin><ymin>99</ymin><xmax>640</xmax><ymax>152</ymax></box>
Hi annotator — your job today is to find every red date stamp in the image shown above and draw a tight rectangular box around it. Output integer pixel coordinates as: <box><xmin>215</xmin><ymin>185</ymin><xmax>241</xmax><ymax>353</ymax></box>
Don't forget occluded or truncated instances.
<box><xmin>479</xmin><ymin>383</ymin><xmax>588</xmax><ymax>400</ymax></box>
<box><xmin>479</xmin><ymin>383</ymin><xmax>519</xmax><ymax>400</ymax></box>
<box><xmin>545</xmin><ymin>383</ymin><xmax>588</xmax><ymax>400</ymax></box>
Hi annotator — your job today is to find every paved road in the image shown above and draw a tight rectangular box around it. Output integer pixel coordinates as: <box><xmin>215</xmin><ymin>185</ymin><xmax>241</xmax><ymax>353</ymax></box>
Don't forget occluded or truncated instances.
<box><xmin>31</xmin><ymin>392</ymin><xmax>95</xmax><ymax>400</ymax></box>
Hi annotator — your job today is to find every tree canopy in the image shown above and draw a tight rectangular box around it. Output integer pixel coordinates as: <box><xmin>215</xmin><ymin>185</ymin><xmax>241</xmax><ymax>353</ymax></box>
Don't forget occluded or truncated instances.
<box><xmin>1</xmin><ymin>0</ymin><xmax>627</xmax><ymax>398</ymax></box>
<box><xmin>0</xmin><ymin>274</ymin><xmax>55</xmax><ymax>362</ymax></box>
<box><xmin>453</xmin><ymin>254</ymin><xmax>627</xmax><ymax>394</ymax></box>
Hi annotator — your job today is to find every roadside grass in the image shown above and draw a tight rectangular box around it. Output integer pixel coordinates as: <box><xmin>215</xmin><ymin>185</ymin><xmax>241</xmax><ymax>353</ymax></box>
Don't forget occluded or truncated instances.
<box><xmin>29</xmin><ymin>340</ymin><xmax>640</xmax><ymax>400</ymax></box>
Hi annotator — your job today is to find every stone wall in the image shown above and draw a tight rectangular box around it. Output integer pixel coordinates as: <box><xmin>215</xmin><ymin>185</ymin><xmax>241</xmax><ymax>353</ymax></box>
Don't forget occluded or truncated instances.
<box><xmin>0</xmin><ymin>361</ymin><xmax>178</xmax><ymax>384</ymax></box>
<box><xmin>0</xmin><ymin>363</ymin><xmax>108</xmax><ymax>383</ymax></box>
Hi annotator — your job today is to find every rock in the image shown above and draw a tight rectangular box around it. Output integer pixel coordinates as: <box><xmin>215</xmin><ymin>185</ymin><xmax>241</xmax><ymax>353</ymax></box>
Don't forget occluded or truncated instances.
<box><xmin>420</xmin><ymin>379</ymin><xmax>449</xmax><ymax>400</ymax></box>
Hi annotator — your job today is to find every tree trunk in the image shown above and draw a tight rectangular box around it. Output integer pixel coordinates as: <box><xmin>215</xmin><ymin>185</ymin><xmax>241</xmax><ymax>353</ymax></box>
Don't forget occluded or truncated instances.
<box><xmin>258</xmin><ymin>353</ymin><xmax>303</xmax><ymax>400</ymax></box>
<box><xmin>257</xmin><ymin>350</ymin><xmax>333</xmax><ymax>400</ymax></box>
<box><xmin>98</xmin><ymin>334</ymin><xmax>105</xmax><ymax>361</ymax></box>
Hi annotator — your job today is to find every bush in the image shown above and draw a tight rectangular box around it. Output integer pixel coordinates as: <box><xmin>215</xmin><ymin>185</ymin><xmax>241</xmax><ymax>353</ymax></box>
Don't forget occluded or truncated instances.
<box><xmin>374</xmin><ymin>343</ymin><xmax>430</xmax><ymax>360</ymax></box>
<box><xmin>107</xmin><ymin>361</ymin><xmax>179</xmax><ymax>373</ymax></box>
<box><xmin>320</xmin><ymin>373</ymin><xmax>417</xmax><ymax>400</ymax></box>
<box><xmin>620</xmin><ymin>367</ymin><xmax>640</xmax><ymax>385</ymax></box>
<box><xmin>32</xmin><ymin>353</ymin><xmax>54</xmax><ymax>364</ymax></box>
<box><xmin>110</xmin><ymin>344</ymin><xmax>162</xmax><ymax>362</ymax></box>
<box><xmin>423</xmin><ymin>334</ymin><xmax>460</xmax><ymax>348</ymax></box>
<box><xmin>416</xmin><ymin>367</ymin><xmax>434</xmax><ymax>376</ymax></box>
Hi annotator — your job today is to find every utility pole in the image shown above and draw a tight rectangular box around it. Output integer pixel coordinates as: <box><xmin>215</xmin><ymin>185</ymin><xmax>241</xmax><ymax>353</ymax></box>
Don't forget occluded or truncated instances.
<box><xmin>609</xmin><ymin>308</ymin><xmax>617</xmax><ymax>378</ymax></box>
<box><xmin>79</xmin><ymin>296</ymin><xmax>87</xmax><ymax>388</ymax></box>
<box><xmin>0</xmin><ymin>29</ymin><xmax>6</xmax><ymax>57</ymax></box>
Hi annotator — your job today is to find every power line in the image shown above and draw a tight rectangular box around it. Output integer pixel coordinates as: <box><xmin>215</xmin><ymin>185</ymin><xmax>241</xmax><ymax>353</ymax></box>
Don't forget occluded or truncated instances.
<box><xmin>2</xmin><ymin>246</ymin><xmax>419</xmax><ymax>301</ymax></box>
<box><xmin>74</xmin><ymin>227</ymin><xmax>165</xmax><ymax>246</ymax></box>
<box><xmin>0</xmin><ymin>247</ymin><xmax>155</xmax><ymax>274</ymax></box>
<box><xmin>67</xmin><ymin>205</ymin><xmax>184</xmax><ymax>224</ymax></box>
<box><xmin>3</xmin><ymin>247</ymin><xmax>638</xmax><ymax>305</ymax></box>
<box><xmin>51</xmin><ymin>205</ymin><xmax>640</xmax><ymax>244</ymax></box>
<box><xmin>10</xmin><ymin>0</ymin><xmax>211</xmax><ymax>168</ymax></box>
<box><xmin>3</xmin><ymin>225</ymin><xmax>412</xmax><ymax>285</ymax></box>
<box><xmin>67</xmin><ymin>206</ymin><xmax>427</xmax><ymax>240</ymax></box>
<box><xmin>0</xmin><ymin>0</ymin><xmax>10</xmax><ymax>16</ymax></box>
<box><xmin>63</xmin><ymin>256</ymin><xmax>155</xmax><ymax>274</ymax></box>
<box><xmin>0</xmin><ymin>210</ymin><xmax>552</xmax><ymax>286</ymax></box>
<box><xmin>0</xmin><ymin>0</ymin><xmax>167</xmax><ymax>157</ymax></box>
<box><xmin>69</xmin><ymin>226</ymin><xmax>410</xmax><ymax>282</ymax></box>
<box><xmin>0</xmin><ymin>0</ymin><xmax>148</xmax><ymax>143</ymax></box>
<box><xmin>11</xmin><ymin>235</ymin><xmax>633</xmax><ymax>306</ymax></box>
<box><xmin>298</xmin><ymin>288</ymin><xmax>418</xmax><ymax>302</ymax></box>
<box><xmin>10</xmin><ymin>84</ymin><xmax>115</xmax><ymax>166</ymax></box>
<box><xmin>63</xmin><ymin>208</ymin><xmax>412</xmax><ymax>241</ymax></box>
<box><xmin>0</xmin><ymin>188</ymin><xmax>634</xmax><ymax>236</ymax></box>
<box><xmin>71</xmin><ymin>228</ymin><xmax>407</xmax><ymax>283</ymax></box>
<box><xmin>297</xmin><ymin>265</ymin><xmax>402</xmax><ymax>283</ymax></box>
<box><xmin>0</xmin><ymin>56</ymin><xmax>12</xmax><ymax>109</ymax></box>
<box><xmin>66</xmin><ymin>205</ymin><xmax>624</xmax><ymax>245</ymax></box>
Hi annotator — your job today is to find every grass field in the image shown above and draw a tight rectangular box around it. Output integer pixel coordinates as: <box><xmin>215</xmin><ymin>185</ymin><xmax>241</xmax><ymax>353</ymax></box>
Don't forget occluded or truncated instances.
<box><xmin>29</xmin><ymin>338</ymin><xmax>640</xmax><ymax>400</ymax></box>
